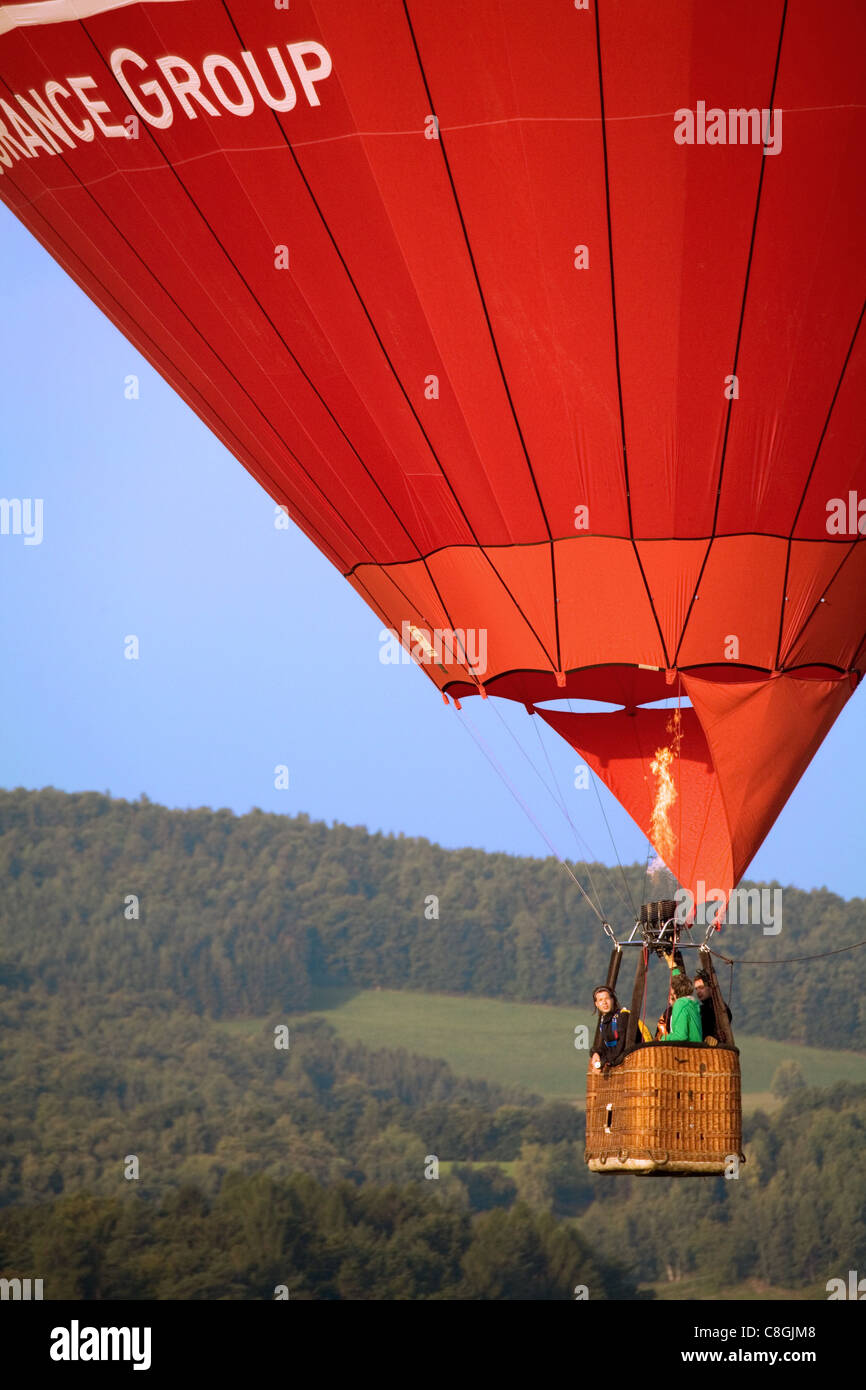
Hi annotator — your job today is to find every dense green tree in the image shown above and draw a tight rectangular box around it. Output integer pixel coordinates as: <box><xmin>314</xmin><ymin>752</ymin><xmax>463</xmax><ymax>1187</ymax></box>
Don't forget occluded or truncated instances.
<box><xmin>450</xmin><ymin>1163</ymin><xmax>516</xmax><ymax>1212</ymax></box>
<box><xmin>771</xmin><ymin>1060</ymin><xmax>806</xmax><ymax>1098</ymax></box>
<box><xmin>461</xmin><ymin>1204</ymin><xmax>602</xmax><ymax>1300</ymax></box>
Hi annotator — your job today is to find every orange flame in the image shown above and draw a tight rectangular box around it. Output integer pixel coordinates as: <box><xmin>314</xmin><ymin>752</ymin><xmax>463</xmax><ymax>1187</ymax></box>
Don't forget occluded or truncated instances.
<box><xmin>649</xmin><ymin>709</ymin><xmax>682</xmax><ymax>868</ymax></box>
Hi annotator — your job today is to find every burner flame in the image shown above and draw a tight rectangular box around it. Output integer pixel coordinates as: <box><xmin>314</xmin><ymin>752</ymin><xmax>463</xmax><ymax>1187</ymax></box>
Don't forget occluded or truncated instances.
<box><xmin>649</xmin><ymin>708</ymin><xmax>683</xmax><ymax>869</ymax></box>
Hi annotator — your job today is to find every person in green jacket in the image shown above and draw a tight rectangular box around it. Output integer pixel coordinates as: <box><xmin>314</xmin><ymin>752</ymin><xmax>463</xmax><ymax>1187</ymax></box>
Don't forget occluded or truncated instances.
<box><xmin>660</xmin><ymin>972</ymin><xmax>702</xmax><ymax>1042</ymax></box>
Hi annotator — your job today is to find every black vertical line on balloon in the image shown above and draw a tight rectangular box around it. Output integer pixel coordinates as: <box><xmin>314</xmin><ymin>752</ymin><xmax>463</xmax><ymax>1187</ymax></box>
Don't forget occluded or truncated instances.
<box><xmin>0</xmin><ymin>68</ymin><xmax>305</xmax><ymax>536</ymax></box>
<box><xmin>78</xmin><ymin>23</ymin><xmax>426</xmax><ymax>571</ymax></box>
<box><xmin>352</xmin><ymin>552</ymin><xmax>561</xmax><ymax>697</ymax></box>
<box><xmin>348</xmin><ymin>566</ymin><xmax>472</xmax><ymax>686</ymax></box>
<box><xmin>214</xmin><ymin>0</ymin><xmax>560</xmax><ymax>689</ymax></box>
<box><xmin>849</xmin><ymin>627</ymin><xmax>866</xmax><ymax>674</ymax></box>
<box><xmin>496</xmin><ymin>4</ymin><xmax>597</xmax><ymax>596</ymax></box>
<box><xmin>672</xmin><ymin>0</ymin><xmax>789</xmax><ymax>668</ymax></box>
<box><xmin>781</xmin><ymin>540</ymin><xmax>859</xmax><ymax>666</ymax></box>
<box><xmin>400</xmin><ymin>0</ymin><xmax>563</xmax><ymax>678</ymax></box>
<box><xmin>772</xmin><ymin>300</ymin><xmax>866</xmax><ymax>670</ymax></box>
<box><xmin>74</xmin><ymin>11</ymin><xmax>479</xmax><ymax>683</ymax></box>
<box><xmin>593</xmin><ymin>0</ymin><xmax>671</xmax><ymax>670</ymax></box>
<box><xmin>0</xmin><ymin>82</ymin><xmax>382</xmax><ymax>581</ymax></box>
<box><xmin>70</xmin><ymin>15</ymin><xmax>472</xmax><ymax>693</ymax></box>
<box><xmin>0</xmin><ymin>106</ymin><xmax>369</xmax><ymax>579</ymax></box>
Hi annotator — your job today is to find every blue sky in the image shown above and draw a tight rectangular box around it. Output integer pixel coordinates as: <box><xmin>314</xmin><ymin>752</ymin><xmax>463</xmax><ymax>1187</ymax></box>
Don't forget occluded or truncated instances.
<box><xmin>1</xmin><ymin>202</ymin><xmax>864</xmax><ymax>908</ymax></box>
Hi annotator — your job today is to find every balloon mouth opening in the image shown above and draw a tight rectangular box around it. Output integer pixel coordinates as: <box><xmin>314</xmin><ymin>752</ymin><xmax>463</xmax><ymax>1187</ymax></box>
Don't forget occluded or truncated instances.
<box><xmin>443</xmin><ymin>661</ymin><xmax>850</xmax><ymax>707</ymax></box>
<box><xmin>532</xmin><ymin>695</ymin><xmax>694</xmax><ymax>714</ymax></box>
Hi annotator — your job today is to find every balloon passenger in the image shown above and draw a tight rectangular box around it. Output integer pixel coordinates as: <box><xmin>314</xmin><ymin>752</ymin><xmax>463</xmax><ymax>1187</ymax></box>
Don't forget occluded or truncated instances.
<box><xmin>693</xmin><ymin>969</ymin><xmax>732</xmax><ymax>1043</ymax></box>
<box><xmin>659</xmin><ymin>973</ymin><xmax>702</xmax><ymax>1043</ymax></box>
<box><xmin>590</xmin><ymin>987</ymin><xmax>633</xmax><ymax>1070</ymax></box>
<box><xmin>654</xmin><ymin>948</ymin><xmax>685</xmax><ymax>1038</ymax></box>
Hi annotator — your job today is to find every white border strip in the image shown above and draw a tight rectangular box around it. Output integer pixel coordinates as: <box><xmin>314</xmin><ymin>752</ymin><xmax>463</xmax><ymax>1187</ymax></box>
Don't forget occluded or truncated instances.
<box><xmin>0</xmin><ymin>0</ymin><xmax>190</xmax><ymax>39</ymax></box>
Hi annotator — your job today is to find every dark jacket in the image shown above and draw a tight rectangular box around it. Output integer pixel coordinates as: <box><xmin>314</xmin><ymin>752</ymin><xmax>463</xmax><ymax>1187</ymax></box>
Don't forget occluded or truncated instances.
<box><xmin>598</xmin><ymin>1008</ymin><xmax>631</xmax><ymax>1066</ymax></box>
<box><xmin>700</xmin><ymin>995</ymin><xmax>732</xmax><ymax>1041</ymax></box>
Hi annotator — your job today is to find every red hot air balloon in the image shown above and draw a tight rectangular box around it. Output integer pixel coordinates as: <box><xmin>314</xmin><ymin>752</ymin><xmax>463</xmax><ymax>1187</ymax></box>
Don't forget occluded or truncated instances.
<box><xmin>1</xmin><ymin>0</ymin><xmax>863</xmax><ymax>905</ymax></box>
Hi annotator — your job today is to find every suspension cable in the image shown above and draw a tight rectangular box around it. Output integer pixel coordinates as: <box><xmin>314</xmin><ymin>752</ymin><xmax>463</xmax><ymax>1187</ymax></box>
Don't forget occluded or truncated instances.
<box><xmin>640</xmin><ymin>840</ymin><xmax>655</xmax><ymax>921</ymax></box>
<box><xmin>563</xmin><ymin>697</ymin><xmax>639</xmax><ymax>920</ymax></box>
<box><xmin>527</xmin><ymin>711</ymin><xmax>627</xmax><ymax>920</ymax></box>
<box><xmin>589</xmin><ymin>766</ymin><xmax>639</xmax><ymax>919</ymax></box>
<box><xmin>709</xmin><ymin>939</ymin><xmax>866</xmax><ymax>967</ymax></box>
<box><xmin>456</xmin><ymin>706</ymin><xmax>607</xmax><ymax>923</ymax></box>
<box><xmin>485</xmin><ymin>700</ymin><xmax>611</xmax><ymax>919</ymax></box>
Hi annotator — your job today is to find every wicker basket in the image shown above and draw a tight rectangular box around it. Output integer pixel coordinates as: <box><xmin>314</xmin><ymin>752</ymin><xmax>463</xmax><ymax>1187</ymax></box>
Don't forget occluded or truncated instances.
<box><xmin>585</xmin><ymin>1042</ymin><xmax>742</xmax><ymax>1175</ymax></box>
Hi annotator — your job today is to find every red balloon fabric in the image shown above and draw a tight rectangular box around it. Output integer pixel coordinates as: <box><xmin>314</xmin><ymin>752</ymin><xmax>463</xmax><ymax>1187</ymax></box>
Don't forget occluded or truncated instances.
<box><xmin>1</xmin><ymin>0</ymin><xmax>863</xmax><ymax>892</ymax></box>
<box><xmin>538</xmin><ymin>672</ymin><xmax>853</xmax><ymax>898</ymax></box>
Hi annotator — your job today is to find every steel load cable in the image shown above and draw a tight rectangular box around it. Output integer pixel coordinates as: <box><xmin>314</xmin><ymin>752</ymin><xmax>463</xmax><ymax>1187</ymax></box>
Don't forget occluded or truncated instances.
<box><xmin>709</xmin><ymin>939</ymin><xmax>866</xmax><ymax>966</ymax></box>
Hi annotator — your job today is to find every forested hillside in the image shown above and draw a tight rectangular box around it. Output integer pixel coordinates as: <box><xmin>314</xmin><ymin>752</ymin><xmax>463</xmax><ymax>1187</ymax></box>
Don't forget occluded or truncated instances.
<box><xmin>1</xmin><ymin>787</ymin><xmax>863</xmax><ymax>1047</ymax></box>
<box><xmin>0</xmin><ymin>975</ymin><xmax>862</xmax><ymax>1294</ymax></box>
<box><xmin>0</xmin><ymin>997</ymin><xmax>565</xmax><ymax>1205</ymax></box>
<box><xmin>0</xmin><ymin>1176</ymin><xmax>632</xmax><ymax>1301</ymax></box>
<box><xmin>1</xmin><ymin>787</ymin><xmax>864</xmax><ymax>1298</ymax></box>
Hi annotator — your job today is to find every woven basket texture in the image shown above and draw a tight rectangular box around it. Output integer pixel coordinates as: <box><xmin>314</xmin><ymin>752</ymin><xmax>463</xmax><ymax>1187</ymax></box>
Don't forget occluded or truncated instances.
<box><xmin>585</xmin><ymin>1043</ymin><xmax>741</xmax><ymax>1174</ymax></box>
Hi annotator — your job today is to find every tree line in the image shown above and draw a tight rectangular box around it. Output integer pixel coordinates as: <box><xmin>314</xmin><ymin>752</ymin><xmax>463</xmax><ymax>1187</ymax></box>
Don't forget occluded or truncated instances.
<box><xmin>1</xmin><ymin>787</ymin><xmax>863</xmax><ymax>1047</ymax></box>
<box><xmin>0</xmin><ymin>1176</ymin><xmax>631</xmax><ymax>1301</ymax></box>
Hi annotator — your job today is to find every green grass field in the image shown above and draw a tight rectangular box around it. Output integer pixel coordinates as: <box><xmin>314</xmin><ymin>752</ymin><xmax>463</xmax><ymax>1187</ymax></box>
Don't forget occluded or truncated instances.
<box><xmin>219</xmin><ymin>987</ymin><xmax>865</xmax><ymax>1105</ymax></box>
